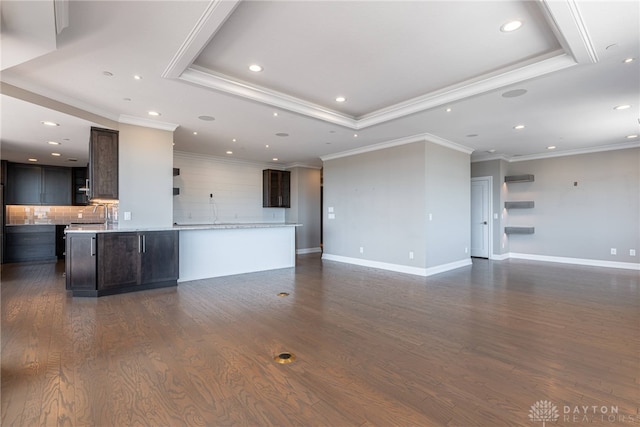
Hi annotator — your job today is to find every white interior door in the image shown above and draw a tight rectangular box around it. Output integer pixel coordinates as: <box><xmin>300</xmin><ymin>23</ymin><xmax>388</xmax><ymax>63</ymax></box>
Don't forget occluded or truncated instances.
<box><xmin>471</xmin><ymin>177</ymin><xmax>490</xmax><ymax>258</ymax></box>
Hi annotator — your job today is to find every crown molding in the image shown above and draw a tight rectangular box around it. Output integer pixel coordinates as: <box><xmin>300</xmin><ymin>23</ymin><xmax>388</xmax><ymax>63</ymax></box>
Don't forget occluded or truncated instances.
<box><xmin>164</xmin><ymin>0</ymin><xmax>588</xmax><ymax>130</ymax></box>
<box><xmin>357</xmin><ymin>51</ymin><xmax>575</xmax><ymax>129</ymax></box>
<box><xmin>508</xmin><ymin>141</ymin><xmax>640</xmax><ymax>162</ymax></box>
<box><xmin>285</xmin><ymin>163</ymin><xmax>323</xmax><ymax>170</ymax></box>
<box><xmin>119</xmin><ymin>114</ymin><xmax>179</xmax><ymax>131</ymax></box>
<box><xmin>162</xmin><ymin>0</ymin><xmax>240</xmax><ymax>79</ymax></box>
<box><xmin>321</xmin><ymin>132</ymin><xmax>473</xmax><ymax>162</ymax></box>
<box><xmin>180</xmin><ymin>66</ymin><xmax>358</xmax><ymax>129</ymax></box>
<box><xmin>174</xmin><ymin>150</ymin><xmax>281</xmax><ymax>169</ymax></box>
<box><xmin>539</xmin><ymin>0</ymin><xmax>599</xmax><ymax>64</ymax></box>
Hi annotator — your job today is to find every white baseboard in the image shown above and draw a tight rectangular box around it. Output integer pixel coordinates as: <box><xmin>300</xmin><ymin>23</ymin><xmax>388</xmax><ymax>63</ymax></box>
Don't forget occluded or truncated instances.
<box><xmin>321</xmin><ymin>254</ymin><xmax>472</xmax><ymax>277</ymax></box>
<box><xmin>296</xmin><ymin>247</ymin><xmax>322</xmax><ymax>255</ymax></box>
<box><xmin>508</xmin><ymin>252</ymin><xmax>640</xmax><ymax>271</ymax></box>
<box><xmin>490</xmin><ymin>253</ymin><xmax>510</xmax><ymax>261</ymax></box>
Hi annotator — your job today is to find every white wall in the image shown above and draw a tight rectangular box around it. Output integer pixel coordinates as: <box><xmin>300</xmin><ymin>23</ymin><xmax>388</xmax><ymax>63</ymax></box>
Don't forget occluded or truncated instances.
<box><xmin>425</xmin><ymin>142</ymin><xmax>471</xmax><ymax>267</ymax></box>
<box><xmin>505</xmin><ymin>148</ymin><xmax>639</xmax><ymax>265</ymax></box>
<box><xmin>473</xmin><ymin>147</ymin><xmax>640</xmax><ymax>267</ymax></box>
<box><xmin>322</xmin><ymin>141</ymin><xmax>471</xmax><ymax>276</ymax></box>
<box><xmin>118</xmin><ymin>124</ymin><xmax>174</xmax><ymax>228</ymax></box>
<box><xmin>173</xmin><ymin>151</ymin><xmax>286</xmax><ymax>224</ymax></box>
<box><xmin>286</xmin><ymin>167</ymin><xmax>322</xmax><ymax>253</ymax></box>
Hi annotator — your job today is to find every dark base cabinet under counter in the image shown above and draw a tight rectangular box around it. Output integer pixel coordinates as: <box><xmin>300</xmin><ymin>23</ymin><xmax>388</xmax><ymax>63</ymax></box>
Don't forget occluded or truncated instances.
<box><xmin>5</xmin><ymin>225</ymin><xmax>56</xmax><ymax>263</ymax></box>
<box><xmin>65</xmin><ymin>229</ymin><xmax>179</xmax><ymax>297</ymax></box>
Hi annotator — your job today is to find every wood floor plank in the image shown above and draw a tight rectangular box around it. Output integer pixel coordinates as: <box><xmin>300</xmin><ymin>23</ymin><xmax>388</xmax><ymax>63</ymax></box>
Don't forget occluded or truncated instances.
<box><xmin>2</xmin><ymin>256</ymin><xmax>639</xmax><ymax>426</ymax></box>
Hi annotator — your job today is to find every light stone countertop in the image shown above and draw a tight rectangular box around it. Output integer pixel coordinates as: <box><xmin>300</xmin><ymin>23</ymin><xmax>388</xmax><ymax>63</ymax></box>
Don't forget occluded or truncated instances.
<box><xmin>64</xmin><ymin>223</ymin><xmax>301</xmax><ymax>233</ymax></box>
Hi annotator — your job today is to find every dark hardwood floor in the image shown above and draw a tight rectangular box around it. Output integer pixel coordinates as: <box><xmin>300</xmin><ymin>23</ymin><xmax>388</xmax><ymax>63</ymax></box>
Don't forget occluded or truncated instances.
<box><xmin>2</xmin><ymin>255</ymin><xmax>639</xmax><ymax>426</ymax></box>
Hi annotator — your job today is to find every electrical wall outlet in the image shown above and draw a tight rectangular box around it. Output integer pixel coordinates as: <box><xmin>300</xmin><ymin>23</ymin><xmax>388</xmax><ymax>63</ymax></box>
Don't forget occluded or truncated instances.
<box><xmin>359</xmin><ymin>247</ymin><xmax>364</xmax><ymax>254</ymax></box>
<box><xmin>409</xmin><ymin>251</ymin><xmax>414</xmax><ymax>259</ymax></box>
<box><xmin>631</xmin><ymin>249</ymin><xmax>636</xmax><ymax>256</ymax></box>
<box><xmin>78</xmin><ymin>212</ymin><xmax>83</xmax><ymax>218</ymax></box>
<box><xmin>610</xmin><ymin>248</ymin><xmax>617</xmax><ymax>255</ymax></box>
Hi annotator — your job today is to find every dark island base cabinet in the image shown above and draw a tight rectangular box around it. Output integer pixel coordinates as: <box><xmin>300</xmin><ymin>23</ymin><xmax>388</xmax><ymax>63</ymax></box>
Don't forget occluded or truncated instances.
<box><xmin>66</xmin><ymin>230</ymin><xmax>178</xmax><ymax>297</ymax></box>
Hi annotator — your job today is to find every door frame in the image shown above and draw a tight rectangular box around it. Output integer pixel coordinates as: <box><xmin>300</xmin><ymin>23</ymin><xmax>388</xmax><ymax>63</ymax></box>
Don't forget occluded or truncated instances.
<box><xmin>471</xmin><ymin>176</ymin><xmax>493</xmax><ymax>259</ymax></box>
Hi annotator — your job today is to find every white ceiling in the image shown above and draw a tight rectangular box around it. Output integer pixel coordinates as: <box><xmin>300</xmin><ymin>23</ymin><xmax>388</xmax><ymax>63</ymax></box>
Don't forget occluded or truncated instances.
<box><xmin>1</xmin><ymin>0</ymin><xmax>638</xmax><ymax>168</ymax></box>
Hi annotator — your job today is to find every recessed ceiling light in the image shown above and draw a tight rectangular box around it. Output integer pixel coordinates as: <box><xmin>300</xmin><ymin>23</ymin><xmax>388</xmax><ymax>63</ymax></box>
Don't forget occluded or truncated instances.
<box><xmin>547</xmin><ymin>146</ymin><xmax>556</xmax><ymax>150</ymax></box>
<box><xmin>123</xmin><ymin>97</ymin><xmax>132</xmax><ymax>102</ymax></box>
<box><xmin>28</xmin><ymin>158</ymin><xmax>38</xmax><ymax>162</ymax></box>
<box><xmin>614</xmin><ymin>104</ymin><xmax>631</xmax><ymax>110</ymax></box>
<box><xmin>47</xmin><ymin>141</ymin><xmax>60</xmax><ymax>145</ymax></box>
<box><xmin>275</xmin><ymin>133</ymin><xmax>289</xmax><ymax>137</ymax></box>
<box><xmin>623</xmin><ymin>58</ymin><xmax>635</xmax><ymax>64</ymax></box>
<box><xmin>67</xmin><ymin>158</ymin><xmax>78</xmax><ymax>162</ymax></box>
<box><xmin>249</xmin><ymin>64</ymin><xmax>263</xmax><ymax>72</ymax></box>
<box><xmin>265</xmin><ymin>144</ymin><xmax>270</xmax><ymax>148</ymax></box>
<box><xmin>626</xmin><ymin>134</ymin><xmax>638</xmax><ymax>139</ymax></box>
<box><xmin>232</xmin><ymin>138</ymin><xmax>237</xmax><ymax>142</ymax></box>
<box><xmin>272</xmin><ymin>158</ymin><xmax>279</xmax><ymax>161</ymax></box>
<box><xmin>487</xmin><ymin>149</ymin><xmax>496</xmax><ymax>153</ymax></box>
<box><xmin>148</xmin><ymin>111</ymin><xmax>161</xmax><ymax>116</ymax></box>
<box><xmin>466</xmin><ymin>134</ymin><xmax>478</xmax><ymax>138</ymax></box>
<box><xmin>193</xmin><ymin>131</ymin><xmax>198</xmax><ymax>135</ymax></box>
<box><xmin>513</xmin><ymin>124</ymin><xmax>526</xmax><ymax>130</ymax></box>
<box><xmin>445</xmin><ymin>108</ymin><xmax>452</xmax><ymax>113</ymax></box>
<box><xmin>226</xmin><ymin>151</ymin><xmax>233</xmax><ymax>155</ymax></box>
<box><xmin>41</xmin><ymin>121</ymin><xmax>59</xmax><ymax>126</ymax></box>
<box><xmin>102</xmin><ymin>71</ymin><xmax>113</xmax><ymax>77</ymax></box>
<box><xmin>353</xmin><ymin>133</ymin><xmax>358</xmax><ymax>138</ymax></box>
<box><xmin>134</xmin><ymin>75</ymin><xmax>142</xmax><ymax>80</ymax></box>
<box><xmin>51</xmin><ymin>152</ymin><xmax>61</xmax><ymax>156</ymax></box>
<box><xmin>502</xmin><ymin>89</ymin><xmax>528</xmax><ymax>98</ymax></box>
<box><xmin>335</xmin><ymin>96</ymin><xmax>346</xmax><ymax>103</ymax></box>
<box><xmin>500</xmin><ymin>20</ymin><xmax>523</xmax><ymax>32</ymax></box>
<box><xmin>198</xmin><ymin>115</ymin><xmax>215</xmax><ymax>121</ymax></box>
<box><xmin>273</xmin><ymin>112</ymin><xmax>278</xmax><ymax>117</ymax></box>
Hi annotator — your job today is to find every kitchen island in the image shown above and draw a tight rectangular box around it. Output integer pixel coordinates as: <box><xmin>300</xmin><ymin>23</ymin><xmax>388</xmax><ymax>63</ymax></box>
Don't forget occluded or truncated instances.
<box><xmin>65</xmin><ymin>223</ymin><xmax>299</xmax><ymax>296</ymax></box>
<box><xmin>175</xmin><ymin>223</ymin><xmax>299</xmax><ymax>282</ymax></box>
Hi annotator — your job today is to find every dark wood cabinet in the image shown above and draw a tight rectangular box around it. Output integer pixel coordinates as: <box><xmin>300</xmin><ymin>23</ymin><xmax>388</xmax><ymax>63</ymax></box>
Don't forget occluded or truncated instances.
<box><xmin>263</xmin><ymin>169</ymin><xmax>290</xmax><ymax>208</ymax></box>
<box><xmin>72</xmin><ymin>167</ymin><xmax>89</xmax><ymax>205</ymax></box>
<box><xmin>5</xmin><ymin>225</ymin><xmax>56</xmax><ymax>263</ymax></box>
<box><xmin>97</xmin><ymin>232</ymin><xmax>140</xmax><ymax>290</ymax></box>
<box><xmin>66</xmin><ymin>230</ymin><xmax>179</xmax><ymax>296</ymax></box>
<box><xmin>89</xmin><ymin>127</ymin><xmax>119</xmax><ymax>201</ymax></box>
<box><xmin>140</xmin><ymin>231</ymin><xmax>179</xmax><ymax>285</ymax></box>
<box><xmin>6</xmin><ymin>162</ymin><xmax>71</xmax><ymax>205</ymax></box>
<box><xmin>42</xmin><ymin>167</ymin><xmax>72</xmax><ymax>205</ymax></box>
<box><xmin>65</xmin><ymin>233</ymin><xmax>96</xmax><ymax>291</ymax></box>
<box><xmin>6</xmin><ymin>163</ymin><xmax>42</xmax><ymax>205</ymax></box>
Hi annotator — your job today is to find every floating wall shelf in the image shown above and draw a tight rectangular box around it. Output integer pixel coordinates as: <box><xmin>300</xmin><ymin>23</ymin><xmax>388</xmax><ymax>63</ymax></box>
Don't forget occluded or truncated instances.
<box><xmin>505</xmin><ymin>227</ymin><xmax>535</xmax><ymax>235</ymax></box>
<box><xmin>505</xmin><ymin>201</ymin><xmax>535</xmax><ymax>209</ymax></box>
<box><xmin>505</xmin><ymin>174</ymin><xmax>534</xmax><ymax>183</ymax></box>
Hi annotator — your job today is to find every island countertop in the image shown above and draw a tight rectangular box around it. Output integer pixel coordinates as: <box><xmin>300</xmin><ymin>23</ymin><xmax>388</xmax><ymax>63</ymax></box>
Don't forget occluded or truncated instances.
<box><xmin>65</xmin><ymin>222</ymin><xmax>301</xmax><ymax>233</ymax></box>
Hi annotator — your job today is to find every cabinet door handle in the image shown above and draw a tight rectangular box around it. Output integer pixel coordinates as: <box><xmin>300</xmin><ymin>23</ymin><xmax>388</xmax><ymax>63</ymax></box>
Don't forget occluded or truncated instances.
<box><xmin>90</xmin><ymin>237</ymin><xmax>96</xmax><ymax>256</ymax></box>
<box><xmin>142</xmin><ymin>235</ymin><xmax>146</xmax><ymax>253</ymax></box>
<box><xmin>138</xmin><ymin>235</ymin><xmax>143</xmax><ymax>253</ymax></box>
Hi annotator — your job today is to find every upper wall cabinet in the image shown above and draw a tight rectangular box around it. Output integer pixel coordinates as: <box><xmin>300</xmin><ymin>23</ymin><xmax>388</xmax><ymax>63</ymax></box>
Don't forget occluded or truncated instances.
<box><xmin>263</xmin><ymin>169</ymin><xmax>290</xmax><ymax>208</ymax></box>
<box><xmin>6</xmin><ymin>162</ymin><xmax>71</xmax><ymax>205</ymax></box>
<box><xmin>89</xmin><ymin>127</ymin><xmax>119</xmax><ymax>201</ymax></box>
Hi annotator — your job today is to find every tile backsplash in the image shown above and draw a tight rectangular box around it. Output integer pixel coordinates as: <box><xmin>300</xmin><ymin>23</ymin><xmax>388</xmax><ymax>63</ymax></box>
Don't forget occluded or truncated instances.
<box><xmin>6</xmin><ymin>205</ymin><xmax>118</xmax><ymax>225</ymax></box>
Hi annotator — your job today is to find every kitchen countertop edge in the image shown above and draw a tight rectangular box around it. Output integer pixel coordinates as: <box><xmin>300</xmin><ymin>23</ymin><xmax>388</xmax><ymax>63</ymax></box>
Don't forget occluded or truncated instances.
<box><xmin>65</xmin><ymin>223</ymin><xmax>302</xmax><ymax>233</ymax></box>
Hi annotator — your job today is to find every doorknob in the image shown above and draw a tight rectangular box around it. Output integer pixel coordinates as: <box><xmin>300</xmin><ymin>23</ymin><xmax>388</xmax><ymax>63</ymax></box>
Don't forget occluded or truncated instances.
<box><xmin>483</xmin><ymin>221</ymin><xmax>488</xmax><ymax>225</ymax></box>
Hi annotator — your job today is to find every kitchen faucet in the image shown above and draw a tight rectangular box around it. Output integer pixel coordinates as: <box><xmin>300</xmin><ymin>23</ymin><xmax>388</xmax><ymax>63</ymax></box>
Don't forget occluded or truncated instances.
<box><xmin>92</xmin><ymin>203</ymin><xmax>108</xmax><ymax>226</ymax></box>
